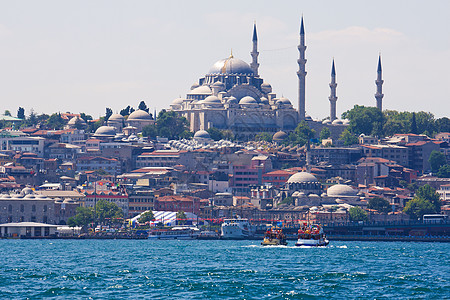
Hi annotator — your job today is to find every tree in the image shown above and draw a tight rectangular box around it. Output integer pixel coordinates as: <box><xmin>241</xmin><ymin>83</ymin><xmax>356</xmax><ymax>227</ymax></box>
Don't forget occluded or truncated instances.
<box><xmin>429</xmin><ymin>150</ymin><xmax>446</xmax><ymax>173</ymax></box>
<box><xmin>80</xmin><ymin>113</ymin><xmax>93</xmax><ymax>123</ymax></box>
<box><xmin>46</xmin><ymin>113</ymin><xmax>65</xmax><ymax>129</ymax></box>
<box><xmin>436</xmin><ymin>117</ymin><xmax>450</xmax><ymax>133</ymax></box>
<box><xmin>222</xmin><ymin>130</ymin><xmax>234</xmax><ymax>141</ymax></box>
<box><xmin>437</xmin><ymin>164</ymin><xmax>450</xmax><ymax>178</ymax></box>
<box><xmin>17</xmin><ymin>107</ymin><xmax>25</xmax><ymax>119</ymax></box>
<box><xmin>349</xmin><ymin>206</ymin><xmax>368</xmax><ymax>222</ymax></box>
<box><xmin>342</xmin><ymin>105</ymin><xmax>384</xmax><ymax>136</ymax></box>
<box><xmin>142</xmin><ymin>124</ymin><xmax>158</xmax><ymax>139</ymax></box>
<box><xmin>95</xmin><ymin>199</ymin><xmax>123</xmax><ymax>224</ymax></box>
<box><xmin>339</xmin><ymin>128</ymin><xmax>358</xmax><ymax>146</ymax></box>
<box><xmin>4</xmin><ymin>110</ymin><xmax>11</xmax><ymax>116</ymax></box>
<box><xmin>138</xmin><ymin>100</ymin><xmax>149</xmax><ymax>113</ymax></box>
<box><xmin>207</xmin><ymin>127</ymin><xmax>223</xmax><ymax>141</ymax></box>
<box><xmin>255</xmin><ymin>132</ymin><xmax>273</xmax><ymax>142</ymax></box>
<box><xmin>368</xmin><ymin>197</ymin><xmax>391</xmax><ymax>213</ymax></box>
<box><xmin>411</xmin><ymin>112</ymin><xmax>418</xmax><ymax>134</ymax></box>
<box><xmin>319</xmin><ymin>127</ymin><xmax>331</xmax><ymax>141</ymax></box>
<box><xmin>403</xmin><ymin>198</ymin><xmax>436</xmax><ymax>220</ymax></box>
<box><xmin>288</xmin><ymin>121</ymin><xmax>315</xmax><ymax>146</ymax></box>
<box><xmin>156</xmin><ymin>110</ymin><xmax>189</xmax><ymax>140</ymax></box>
<box><xmin>138</xmin><ymin>211</ymin><xmax>154</xmax><ymax>223</ymax></box>
<box><xmin>120</xmin><ymin>105</ymin><xmax>132</xmax><ymax>116</ymax></box>
<box><xmin>105</xmin><ymin>107</ymin><xmax>113</xmax><ymax>122</ymax></box>
<box><xmin>67</xmin><ymin>207</ymin><xmax>95</xmax><ymax>227</ymax></box>
<box><xmin>415</xmin><ymin>184</ymin><xmax>441</xmax><ymax>211</ymax></box>
<box><xmin>176</xmin><ymin>210</ymin><xmax>187</xmax><ymax>225</ymax></box>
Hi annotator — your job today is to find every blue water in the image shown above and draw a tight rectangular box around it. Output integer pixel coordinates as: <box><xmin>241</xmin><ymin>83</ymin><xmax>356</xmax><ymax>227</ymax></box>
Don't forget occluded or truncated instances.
<box><xmin>0</xmin><ymin>240</ymin><xmax>449</xmax><ymax>299</ymax></box>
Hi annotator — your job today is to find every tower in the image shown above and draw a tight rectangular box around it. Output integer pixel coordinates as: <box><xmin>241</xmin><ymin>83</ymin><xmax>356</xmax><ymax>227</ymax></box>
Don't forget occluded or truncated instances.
<box><xmin>329</xmin><ymin>59</ymin><xmax>338</xmax><ymax>121</ymax></box>
<box><xmin>250</xmin><ymin>23</ymin><xmax>259</xmax><ymax>76</ymax></box>
<box><xmin>297</xmin><ymin>16</ymin><xmax>307</xmax><ymax>121</ymax></box>
<box><xmin>375</xmin><ymin>54</ymin><xmax>384</xmax><ymax>111</ymax></box>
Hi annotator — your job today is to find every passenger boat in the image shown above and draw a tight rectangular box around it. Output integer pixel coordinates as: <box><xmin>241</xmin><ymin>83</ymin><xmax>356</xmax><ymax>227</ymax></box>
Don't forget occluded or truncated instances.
<box><xmin>221</xmin><ymin>218</ymin><xmax>256</xmax><ymax>239</ymax></box>
<box><xmin>295</xmin><ymin>224</ymin><xmax>329</xmax><ymax>247</ymax></box>
<box><xmin>148</xmin><ymin>226</ymin><xmax>199</xmax><ymax>240</ymax></box>
<box><xmin>261</xmin><ymin>227</ymin><xmax>288</xmax><ymax>246</ymax></box>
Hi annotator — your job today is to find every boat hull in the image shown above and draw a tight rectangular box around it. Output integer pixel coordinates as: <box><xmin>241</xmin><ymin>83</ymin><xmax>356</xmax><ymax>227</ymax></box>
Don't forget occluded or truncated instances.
<box><xmin>261</xmin><ymin>238</ymin><xmax>288</xmax><ymax>246</ymax></box>
<box><xmin>295</xmin><ymin>238</ymin><xmax>329</xmax><ymax>247</ymax></box>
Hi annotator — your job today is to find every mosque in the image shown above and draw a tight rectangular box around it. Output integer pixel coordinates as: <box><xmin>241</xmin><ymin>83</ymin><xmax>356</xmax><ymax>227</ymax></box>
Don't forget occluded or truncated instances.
<box><xmin>169</xmin><ymin>17</ymin><xmax>384</xmax><ymax>140</ymax></box>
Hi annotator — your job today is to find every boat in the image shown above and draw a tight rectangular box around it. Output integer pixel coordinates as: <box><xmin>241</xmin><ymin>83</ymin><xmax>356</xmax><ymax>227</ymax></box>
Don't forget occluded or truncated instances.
<box><xmin>221</xmin><ymin>218</ymin><xmax>256</xmax><ymax>239</ymax></box>
<box><xmin>295</xmin><ymin>224</ymin><xmax>329</xmax><ymax>247</ymax></box>
<box><xmin>148</xmin><ymin>226</ymin><xmax>199</xmax><ymax>240</ymax></box>
<box><xmin>261</xmin><ymin>227</ymin><xmax>288</xmax><ymax>246</ymax></box>
<box><xmin>197</xmin><ymin>230</ymin><xmax>220</xmax><ymax>240</ymax></box>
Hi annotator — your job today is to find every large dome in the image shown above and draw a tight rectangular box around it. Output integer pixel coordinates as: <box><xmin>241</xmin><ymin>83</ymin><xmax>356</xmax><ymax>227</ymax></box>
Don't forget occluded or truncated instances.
<box><xmin>194</xmin><ymin>130</ymin><xmax>211</xmax><ymax>139</ymax></box>
<box><xmin>108</xmin><ymin>114</ymin><xmax>124</xmax><ymax>121</ymax></box>
<box><xmin>287</xmin><ymin>172</ymin><xmax>318</xmax><ymax>183</ymax></box>
<box><xmin>94</xmin><ymin>126</ymin><xmax>116</xmax><ymax>136</ymax></box>
<box><xmin>239</xmin><ymin>96</ymin><xmax>258</xmax><ymax>105</ymax></box>
<box><xmin>208</xmin><ymin>56</ymin><xmax>254</xmax><ymax>75</ymax></box>
<box><xmin>67</xmin><ymin>116</ymin><xmax>86</xmax><ymax>126</ymax></box>
<box><xmin>273</xmin><ymin>131</ymin><xmax>288</xmax><ymax>141</ymax></box>
<box><xmin>128</xmin><ymin>109</ymin><xmax>152</xmax><ymax>121</ymax></box>
<box><xmin>327</xmin><ymin>184</ymin><xmax>358</xmax><ymax>197</ymax></box>
<box><xmin>202</xmin><ymin>95</ymin><xmax>221</xmax><ymax>104</ymax></box>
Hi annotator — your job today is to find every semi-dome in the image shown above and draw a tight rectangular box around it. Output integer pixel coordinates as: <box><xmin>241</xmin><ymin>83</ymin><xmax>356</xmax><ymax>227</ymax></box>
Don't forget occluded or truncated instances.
<box><xmin>108</xmin><ymin>113</ymin><xmax>124</xmax><ymax>121</ymax></box>
<box><xmin>212</xmin><ymin>81</ymin><xmax>225</xmax><ymax>87</ymax></box>
<box><xmin>322</xmin><ymin>119</ymin><xmax>331</xmax><ymax>124</ymax></box>
<box><xmin>188</xmin><ymin>85</ymin><xmax>212</xmax><ymax>95</ymax></box>
<box><xmin>208</xmin><ymin>56</ymin><xmax>254</xmax><ymax>75</ymax></box>
<box><xmin>332</xmin><ymin>119</ymin><xmax>343</xmax><ymax>125</ymax></box>
<box><xmin>327</xmin><ymin>184</ymin><xmax>358</xmax><ymax>197</ymax></box>
<box><xmin>227</xmin><ymin>96</ymin><xmax>238</xmax><ymax>104</ymax></box>
<box><xmin>171</xmin><ymin>98</ymin><xmax>184</xmax><ymax>105</ymax></box>
<box><xmin>203</xmin><ymin>95</ymin><xmax>221</xmax><ymax>104</ymax></box>
<box><xmin>21</xmin><ymin>187</ymin><xmax>34</xmax><ymax>195</ymax></box>
<box><xmin>273</xmin><ymin>131</ymin><xmax>288</xmax><ymax>141</ymax></box>
<box><xmin>287</xmin><ymin>172</ymin><xmax>318</xmax><ymax>184</ymax></box>
<box><xmin>128</xmin><ymin>109</ymin><xmax>152</xmax><ymax>121</ymax></box>
<box><xmin>94</xmin><ymin>126</ymin><xmax>116</xmax><ymax>136</ymax></box>
<box><xmin>239</xmin><ymin>96</ymin><xmax>258</xmax><ymax>105</ymax></box>
<box><xmin>194</xmin><ymin>130</ymin><xmax>211</xmax><ymax>139</ymax></box>
<box><xmin>278</xmin><ymin>97</ymin><xmax>291</xmax><ymax>105</ymax></box>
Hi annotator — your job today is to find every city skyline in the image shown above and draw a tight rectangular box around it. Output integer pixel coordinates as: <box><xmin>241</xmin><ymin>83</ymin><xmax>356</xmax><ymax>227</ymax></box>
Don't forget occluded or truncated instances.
<box><xmin>0</xmin><ymin>0</ymin><xmax>449</xmax><ymax>119</ymax></box>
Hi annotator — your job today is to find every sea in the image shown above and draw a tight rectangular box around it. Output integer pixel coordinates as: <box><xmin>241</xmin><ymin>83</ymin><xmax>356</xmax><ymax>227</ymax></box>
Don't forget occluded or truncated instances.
<box><xmin>0</xmin><ymin>239</ymin><xmax>449</xmax><ymax>299</ymax></box>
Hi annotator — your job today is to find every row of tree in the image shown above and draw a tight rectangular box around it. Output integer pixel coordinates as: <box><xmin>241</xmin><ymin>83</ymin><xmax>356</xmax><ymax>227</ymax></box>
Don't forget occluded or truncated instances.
<box><xmin>67</xmin><ymin>199</ymin><xmax>124</xmax><ymax>227</ymax></box>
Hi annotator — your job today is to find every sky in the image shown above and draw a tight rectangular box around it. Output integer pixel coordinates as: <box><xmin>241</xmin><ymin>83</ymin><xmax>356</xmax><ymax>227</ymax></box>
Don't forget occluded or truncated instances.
<box><xmin>0</xmin><ymin>0</ymin><xmax>449</xmax><ymax>120</ymax></box>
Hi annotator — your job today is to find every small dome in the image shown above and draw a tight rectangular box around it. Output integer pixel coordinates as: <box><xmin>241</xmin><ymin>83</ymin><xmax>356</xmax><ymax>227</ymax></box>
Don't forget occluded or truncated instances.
<box><xmin>343</xmin><ymin>119</ymin><xmax>350</xmax><ymax>125</ymax></box>
<box><xmin>227</xmin><ymin>96</ymin><xmax>238</xmax><ymax>104</ymax></box>
<box><xmin>327</xmin><ymin>184</ymin><xmax>358</xmax><ymax>197</ymax></box>
<box><xmin>239</xmin><ymin>96</ymin><xmax>257</xmax><ymax>105</ymax></box>
<box><xmin>322</xmin><ymin>119</ymin><xmax>331</xmax><ymax>124</ymax></box>
<box><xmin>128</xmin><ymin>109</ymin><xmax>152</xmax><ymax>121</ymax></box>
<box><xmin>94</xmin><ymin>126</ymin><xmax>116</xmax><ymax>136</ymax></box>
<box><xmin>194</xmin><ymin>130</ymin><xmax>211</xmax><ymax>139</ymax></box>
<box><xmin>108</xmin><ymin>114</ymin><xmax>124</xmax><ymax>121</ymax></box>
<box><xmin>273</xmin><ymin>131</ymin><xmax>288</xmax><ymax>141</ymax></box>
<box><xmin>261</xmin><ymin>82</ymin><xmax>272</xmax><ymax>93</ymax></box>
<box><xmin>332</xmin><ymin>119</ymin><xmax>343</xmax><ymax>125</ymax></box>
<box><xmin>67</xmin><ymin>116</ymin><xmax>86</xmax><ymax>126</ymax></box>
<box><xmin>260</xmin><ymin>97</ymin><xmax>269</xmax><ymax>104</ymax></box>
<box><xmin>188</xmin><ymin>85</ymin><xmax>212</xmax><ymax>95</ymax></box>
<box><xmin>287</xmin><ymin>172</ymin><xmax>318</xmax><ymax>184</ymax></box>
<box><xmin>212</xmin><ymin>81</ymin><xmax>225</xmax><ymax>87</ymax></box>
<box><xmin>21</xmin><ymin>187</ymin><xmax>33</xmax><ymax>195</ymax></box>
<box><xmin>279</xmin><ymin>97</ymin><xmax>291</xmax><ymax>105</ymax></box>
<box><xmin>191</xmin><ymin>83</ymin><xmax>200</xmax><ymax>90</ymax></box>
<box><xmin>171</xmin><ymin>98</ymin><xmax>184</xmax><ymax>105</ymax></box>
<box><xmin>208</xmin><ymin>57</ymin><xmax>254</xmax><ymax>75</ymax></box>
<box><xmin>203</xmin><ymin>95</ymin><xmax>221</xmax><ymax>104</ymax></box>
<box><xmin>305</xmin><ymin>115</ymin><xmax>313</xmax><ymax>121</ymax></box>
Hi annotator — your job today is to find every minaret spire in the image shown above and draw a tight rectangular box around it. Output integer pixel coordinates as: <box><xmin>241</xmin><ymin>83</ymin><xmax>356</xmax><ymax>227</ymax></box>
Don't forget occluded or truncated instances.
<box><xmin>250</xmin><ymin>22</ymin><xmax>259</xmax><ymax>76</ymax></box>
<box><xmin>375</xmin><ymin>54</ymin><xmax>384</xmax><ymax>111</ymax></box>
<box><xmin>297</xmin><ymin>15</ymin><xmax>307</xmax><ymax>121</ymax></box>
<box><xmin>329</xmin><ymin>59</ymin><xmax>338</xmax><ymax>121</ymax></box>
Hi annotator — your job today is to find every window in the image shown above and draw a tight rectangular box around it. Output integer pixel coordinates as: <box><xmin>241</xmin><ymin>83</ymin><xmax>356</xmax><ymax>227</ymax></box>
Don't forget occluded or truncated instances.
<box><xmin>20</xmin><ymin>204</ymin><xmax>24</xmax><ymax>212</ymax></box>
<box><xmin>32</xmin><ymin>205</ymin><xmax>36</xmax><ymax>212</ymax></box>
<box><xmin>8</xmin><ymin>204</ymin><xmax>12</xmax><ymax>212</ymax></box>
<box><xmin>43</xmin><ymin>205</ymin><xmax>47</xmax><ymax>212</ymax></box>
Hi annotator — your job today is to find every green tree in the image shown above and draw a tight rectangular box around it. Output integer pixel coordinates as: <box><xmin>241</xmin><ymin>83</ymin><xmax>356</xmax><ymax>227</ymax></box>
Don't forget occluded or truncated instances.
<box><xmin>105</xmin><ymin>107</ymin><xmax>113</xmax><ymax>122</ymax></box>
<box><xmin>411</xmin><ymin>112</ymin><xmax>418</xmax><ymax>134</ymax></box>
<box><xmin>138</xmin><ymin>211</ymin><xmax>154</xmax><ymax>223</ymax></box>
<box><xmin>4</xmin><ymin>110</ymin><xmax>11</xmax><ymax>116</ymax></box>
<box><xmin>79</xmin><ymin>113</ymin><xmax>93</xmax><ymax>123</ymax></box>
<box><xmin>429</xmin><ymin>150</ymin><xmax>446</xmax><ymax>173</ymax></box>
<box><xmin>17</xmin><ymin>107</ymin><xmax>25</xmax><ymax>119</ymax></box>
<box><xmin>288</xmin><ymin>121</ymin><xmax>315</xmax><ymax>146</ymax></box>
<box><xmin>46</xmin><ymin>113</ymin><xmax>65</xmax><ymax>129</ymax></box>
<box><xmin>222</xmin><ymin>130</ymin><xmax>234</xmax><ymax>141</ymax></box>
<box><xmin>180</xmin><ymin>130</ymin><xmax>193</xmax><ymax>139</ymax></box>
<box><xmin>437</xmin><ymin>164</ymin><xmax>450</xmax><ymax>178</ymax></box>
<box><xmin>342</xmin><ymin>105</ymin><xmax>384</xmax><ymax>136</ymax></box>
<box><xmin>138</xmin><ymin>100</ymin><xmax>149</xmax><ymax>113</ymax></box>
<box><xmin>156</xmin><ymin>110</ymin><xmax>189</xmax><ymax>140</ymax></box>
<box><xmin>368</xmin><ymin>197</ymin><xmax>391</xmax><ymax>213</ymax></box>
<box><xmin>176</xmin><ymin>210</ymin><xmax>187</xmax><ymax>225</ymax></box>
<box><xmin>403</xmin><ymin>198</ymin><xmax>436</xmax><ymax>220</ymax></box>
<box><xmin>339</xmin><ymin>128</ymin><xmax>359</xmax><ymax>146</ymax></box>
<box><xmin>415</xmin><ymin>184</ymin><xmax>441</xmax><ymax>211</ymax></box>
<box><xmin>120</xmin><ymin>105</ymin><xmax>132</xmax><ymax>116</ymax></box>
<box><xmin>95</xmin><ymin>199</ymin><xmax>123</xmax><ymax>224</ymax></box>
<box><xmin>67</xmin><ymin>207</ymin><xmax>95</xmax><ymax>227</ymax></box>
<box><xmin>435</xmin><ymin>117</ymin><xmax>450</xmax><ymax>133</ymax></box>
<box><xmin>255</xmin><ymin>132</ymin><xmax>273</xmax><ymax>142</ymax></box>
<box><xmin>349</xmin><ymin>206</ymin><xmax>368</xmax><ymax>222</ymax></box>
<box><xmin>207</xmin><ymin>127</ymin><xmax>223</xmax><ymax>141</ymax></box>
<box><xmin>319</xmin><ymin>127</ymin><xmax>331</xmax><ymax>141</ymax></box>
<box><xmin>142</xmin><ymin>124</ymin><xmax>158</xmax><ymax>139</ymax></box>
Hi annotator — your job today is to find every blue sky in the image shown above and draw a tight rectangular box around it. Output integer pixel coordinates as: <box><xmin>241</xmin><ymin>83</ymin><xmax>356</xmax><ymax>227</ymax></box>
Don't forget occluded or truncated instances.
<box><xmin>0</xmin><ymin>0</ymin><xmax>449</xmax><ymax>119</ymax></box>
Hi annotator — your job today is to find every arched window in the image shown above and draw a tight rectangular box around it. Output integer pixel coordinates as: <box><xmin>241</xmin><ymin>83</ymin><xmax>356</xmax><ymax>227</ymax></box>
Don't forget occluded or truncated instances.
<box><xmin>43</xmin><ymin>205</ymin><xmax>47</xmax><ymax>212</ymax></box>
<box><xmin>8</xmin><ymin>204</ymin><xmax>12</xmax><ymax>212</ymax></box>
<box><xmin>20</xmin><ymin>204</ymin><xmax>24</xmax><ymax>212</ymax></box>
<box><xmin>32</xmin><ymin>205</ymin><xmax>36</xmax><ymax>212</ymax></box>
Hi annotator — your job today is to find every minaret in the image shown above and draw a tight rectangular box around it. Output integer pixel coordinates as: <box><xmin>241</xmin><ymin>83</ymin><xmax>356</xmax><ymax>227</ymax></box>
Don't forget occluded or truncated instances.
<box><xmin>329</xmin><ymin>59</ymin><xmax>338</xmax><ymax>121</ymax></box>
<box><xmin>375</xmin><ymin>54</ymin><xmax>384</xmax><ymax>111</ymax></box>
<box><xmin>250</xmin><ymin>23</ymin><xmax>259</xmax><ymax>76</ymax></box>
<box><xmin>297</xmin><ymin>16</ymin><xmax>307</xmax><ymax>121</ymax></box>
